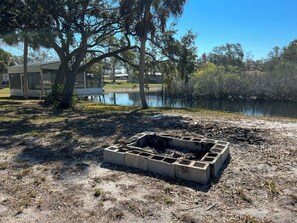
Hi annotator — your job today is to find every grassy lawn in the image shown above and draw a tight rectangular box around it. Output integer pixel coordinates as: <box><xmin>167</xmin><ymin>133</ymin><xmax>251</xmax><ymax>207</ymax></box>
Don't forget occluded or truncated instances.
<box><xmin>0</xmin><ymin>88</ymin><xmax>10</xmax><ymax>97</ymax></box>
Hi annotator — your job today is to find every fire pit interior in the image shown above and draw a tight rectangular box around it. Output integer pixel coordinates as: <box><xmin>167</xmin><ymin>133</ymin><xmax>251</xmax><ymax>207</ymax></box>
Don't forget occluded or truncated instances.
<box><xmin>131</xmin><ymin>133</ymin><xmax>213</xmax><ymax>160</ymax></box>
<box><xmin>103</xmin><ymin>132</ymin><xmax>230</xmax><ymax>184</ymax></box>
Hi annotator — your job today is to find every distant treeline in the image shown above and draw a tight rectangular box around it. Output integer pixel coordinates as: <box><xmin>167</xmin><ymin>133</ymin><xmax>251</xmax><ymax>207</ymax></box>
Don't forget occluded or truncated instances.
<box><xmin>164</xmin><ymin>40</ymin><xmax>297</xmax><ymax>101</ymax></box>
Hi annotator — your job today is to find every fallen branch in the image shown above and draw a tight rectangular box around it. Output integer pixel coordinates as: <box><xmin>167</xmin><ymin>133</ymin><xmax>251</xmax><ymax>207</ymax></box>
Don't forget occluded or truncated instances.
<box><xmin>206</xmin><ymin>202</ymin><xmax>217</xmax><ymax>211</ymax></box>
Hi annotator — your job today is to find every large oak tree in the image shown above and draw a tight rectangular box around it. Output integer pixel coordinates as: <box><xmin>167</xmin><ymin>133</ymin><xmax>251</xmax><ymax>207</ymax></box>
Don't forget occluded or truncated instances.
<box><xmin>34</xmin><ymin>0</ymin><xmax>138</xmax><ymax>108</ymax></box>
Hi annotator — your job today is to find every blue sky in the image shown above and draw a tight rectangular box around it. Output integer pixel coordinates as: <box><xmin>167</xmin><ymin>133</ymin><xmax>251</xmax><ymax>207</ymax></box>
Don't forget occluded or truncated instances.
<box><xmin>2</xmin><ymin>0</ymin><xmax>296</xmax><ymax>60</ymax></box>
<box><xmin>176</xmin><ymin>0</ymin><xmax>297</xmax><ymax>59</ymax></box>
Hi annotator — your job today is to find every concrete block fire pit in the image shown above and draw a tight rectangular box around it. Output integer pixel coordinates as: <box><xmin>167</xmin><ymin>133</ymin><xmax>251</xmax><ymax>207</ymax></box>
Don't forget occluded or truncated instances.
<box><xmin>175</xmin><ymin>160</ymin><xmax>210</xmax><ymax>184</ymax></box>
<box><xmin>103</xmin><ymin>146</ymin><xmax>128</xmax><ymax>166</ymax></box>
<box><xmin>148</xmin><ymin>156</ymin><xmax>176</xmax><ymax>177</ymax></box>
<box><xmin>125</xmin><ymin>150</ymin><xmax>150</xmax><ymax>171</ymax></box>
<box><xmin>103</xmin><ymin>132</ymin><xmax>230</xmax><ymax>184</ymax></box>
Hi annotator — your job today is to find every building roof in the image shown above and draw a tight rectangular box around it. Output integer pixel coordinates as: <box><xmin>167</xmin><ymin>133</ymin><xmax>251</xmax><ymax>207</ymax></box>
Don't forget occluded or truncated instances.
<box><xmin>8</xmin><ymin>61</ymin><xmax>61</xmax><ymax>73</ymax></box>
<box><xmin>9</xmin><ymin>61</ymin><xmax>61</xmax><ymax>68</ymax></box>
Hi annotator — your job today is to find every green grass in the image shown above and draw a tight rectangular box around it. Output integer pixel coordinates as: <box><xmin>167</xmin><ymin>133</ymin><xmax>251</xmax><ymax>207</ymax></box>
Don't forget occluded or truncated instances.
<box><xmin>0</xmin><ymin>116</ymin><xmax>22</xmax><ymax>122</ymax></box>
<box><xmin>0</xmin><ymin>162</ymin><xmax>9</xmax><ymax>170</ymax></box>
<box><xmin>29</xmin><ymin>116</ymin><xmax>66</xmax><ymax>125</ymax></box>
<box><xmin>80</xmin><ymin>101</ymin><xmax>139</xmax><ymax>112</ymax></box>
<box><xmin>0</xmin><ymin>87</ymin><xmax>41</xmax><ymax>105</ymax></box>
<box><xmin>104</xmin><ymin>79</ymin><xmax>128</xmax><ymax>84</ymax></box>
<box><xmin>265</xmin><ymin>180</ymin><xmax>279</xmax><ymax>195</ymax></box>
<box><xmin>94</xmin><ymin>188</ymin><xmax>102</xmax><ymax>197</ymax></box>
<box><xmin>164</xmin><ymin>184</ymin><xmax>174</xmax><ymax>194</ymax></box>
<box><xmin>103</xmin><ymin>80</ymin><xmax>162</xmax><ymax>90</ymax></box>
<box><xmin>163</xmin><ymin>195</ymin><xmax>174</xmax><ymax>204</ymax></box>
<box><xmin>0</xmin><ymin>88</ymin><xmax>10</xmax><ymax>98</ymax></box>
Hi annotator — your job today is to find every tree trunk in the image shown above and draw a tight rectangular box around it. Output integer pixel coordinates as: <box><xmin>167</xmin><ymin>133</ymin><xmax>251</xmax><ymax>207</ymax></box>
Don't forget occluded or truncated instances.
<box><xmin>112</xmin><ymin>66</ymin><xmax>116</xmax><ymax>83</ymax></box>
<box><xmin>0</xmin><ymin>74</ymin><xmax>3</xmax><ymax>89</ymax></box>
<box><xmin>23</xmin><ymin>37</ymin><xmax>29</xmax><ymax>99</ymax></box>
<box><xmin>126</xmin><ymin>66</ymin><xmax>132</xmax><ymax>82</ymax></box>
<box><xmin>139</xmin><ymin>37</ymin><xmax>148</xmax><ymax>109</ymax></box>
<box><xmin>59</xmin><ymin>69</ymin><xmax>77</xmax><ymax>108</ymax></box>
<box><xmin>52</xmin><ymin>63</ymin><xmax>66</xmax><ymax>96</ymax></box>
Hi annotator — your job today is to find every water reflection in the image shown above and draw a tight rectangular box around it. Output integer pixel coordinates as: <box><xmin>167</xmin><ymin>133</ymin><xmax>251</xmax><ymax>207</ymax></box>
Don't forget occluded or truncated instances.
<box><xmin>91</xmin><ymin>92</ymin><xmax>297</xmax><ymax>118</ymax></box>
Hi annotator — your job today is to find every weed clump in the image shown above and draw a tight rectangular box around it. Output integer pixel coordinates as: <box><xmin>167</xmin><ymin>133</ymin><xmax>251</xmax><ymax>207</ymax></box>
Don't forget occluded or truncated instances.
<box><xmin>164</xmin><ymin>184</ymin><xmax>174</xmax><ymax>194</ymax></box>
<box><xmin>94</xmin><ymin>188</ymin><xmax>102</xmax><ymax>197</ymax></box>
<box><xmin>264</xmin><ymin>180</ymin><xmax>279</xmax><ymax>195</ymax></box>
<box><xmin>163</xmin><ymin>195</ymin><xmax>174</xmax><ymax>204</ymax></box>
<box><xmin>0</xmin><ymin>162</ymin><xmax>9</xmax><ymax>170</ymax></box>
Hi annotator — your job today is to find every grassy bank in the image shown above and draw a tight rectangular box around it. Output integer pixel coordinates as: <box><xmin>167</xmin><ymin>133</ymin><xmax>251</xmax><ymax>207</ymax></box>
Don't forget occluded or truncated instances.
<box><xmin>103</xmin><ymin>80</ymin><xmax>162</xmax><ymax>92</ymax></box>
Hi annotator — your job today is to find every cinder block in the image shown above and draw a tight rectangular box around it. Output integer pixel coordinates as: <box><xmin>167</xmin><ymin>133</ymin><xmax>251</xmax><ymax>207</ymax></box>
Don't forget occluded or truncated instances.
<box><xmin>210</xmin><ymin>147</ymin><xmax>224</xmax><ymax>165</ymax></box>
<box><xmin>168</xmin><ymin>138</ymin><xmax>201</xmax><ymax>152</ymax></box>
<box><xmin>175</xmin><ymin>160</ymin><xmax>210</xmax><ymax>184</ymax></box>
<box><xmin>160</xmin><ymin>133</ymin><xmax>175</xmax><ymax>138</ymax></box>
<box><xmin>216</xmin><ymin>140</ymin><xmax>229</xmax><ymax>145</ymax></box>
<box><xmin>201</xmin><ymin>138</ymin><xmax>216</xmax><ymax>150</ymax></box>
<box><xmin>148</xmin><ymin>156</ymin><xmax>176</xmax><ymax>177</ymax></box>
<box><xmin>103</xmin><ymin>146</ymin><xmax>128</xmax><ymax>166</ymax></box>
<box><xmin>163</xmin><ymin>136</ymin><xmax>204</xmax><ymax>152</ymax></box>
<box><xmin>212</xmin><ymin>143</ymin><xmax>230</xmax><ymax>161</ymax></box>
<box><xmin>127</xmin><ymin>136</ymin><xmax>138</xmax><ymax>144</ymax></box>
<box><xmin>201</xmin><ymin>152</ymin><xmax>222</xmax><ymax>177</ymax></box>
<box><xmin>192</xmin><ymin>137</ymin><xmax>204</xmax><ymax>142</ymax></box>
<box><xmin>125</xmin><ymin>150</ymin><xmax>151</xmax><ymax>171</ymax></box>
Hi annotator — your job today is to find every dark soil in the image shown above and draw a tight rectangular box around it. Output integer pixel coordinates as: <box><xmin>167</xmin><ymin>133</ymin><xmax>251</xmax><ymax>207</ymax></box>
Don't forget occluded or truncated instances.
<box><xmin>188</xmin><ymin>123</ymin><xmax>267</xmax><ymax>145</ymax></box>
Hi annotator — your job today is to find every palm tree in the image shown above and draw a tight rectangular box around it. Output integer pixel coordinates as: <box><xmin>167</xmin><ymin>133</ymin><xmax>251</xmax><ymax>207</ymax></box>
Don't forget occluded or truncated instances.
<box><xmin>120</xmin><ymin>0</ymin><xmax>186</xmax><ymax>109</ymax></box>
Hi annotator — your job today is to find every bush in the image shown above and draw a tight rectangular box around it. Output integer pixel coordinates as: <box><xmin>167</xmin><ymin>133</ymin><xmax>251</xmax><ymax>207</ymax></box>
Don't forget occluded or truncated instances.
<box><xmin>45</xmin><ymin>84</ymin><xmax>78</xmax><ymax>108</ymax></box>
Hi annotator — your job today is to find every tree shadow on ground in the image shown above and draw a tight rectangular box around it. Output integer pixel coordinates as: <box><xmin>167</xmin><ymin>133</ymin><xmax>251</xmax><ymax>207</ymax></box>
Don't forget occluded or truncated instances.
<box><xmin>3</xmin><ymin>107</ymin><xmax>189</xmax><ymax>181</ymax></box>
<box><xmin>1</xmin><ymin>103</ymin><xmax>262</xmax><ymax>190</ymax></box>
<box><xmin>0</xmin><ymin>100</ymin><xmax>23</xmax><ymax>106</ymax></box>
<box><xmin>68</xmin><ymin>109</ymin><xmax>188</xmax><ymax>140</ymax></box>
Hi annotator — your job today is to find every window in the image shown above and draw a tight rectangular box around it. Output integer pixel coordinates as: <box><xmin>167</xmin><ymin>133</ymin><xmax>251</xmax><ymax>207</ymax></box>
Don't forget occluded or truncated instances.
<box><xmin>42</xmin><ymin>70</ymin><xmax>57</xmax><ymax>89</ymax></box>
<box><xmin>86</xmin><ymin>73</ymin><xmax>101</xmax><ymax>88</ymax></box>
<box><xmin>75</xmin><ymin>72</ymin><xmax>85</xmax><ymax>88</ymax></box>
<box><xmin>9</xmin><ymin>73</ymin><xmax>21</xmax><ymax>89</ymax></box>
<box><xmin>27</xmin><ymin>72</ymin><xmax>41</xmax><ymax>90</ymax></box>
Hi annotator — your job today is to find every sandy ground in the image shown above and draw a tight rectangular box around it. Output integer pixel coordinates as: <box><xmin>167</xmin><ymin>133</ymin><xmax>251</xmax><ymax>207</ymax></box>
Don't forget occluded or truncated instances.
<box><xmin>0</xmin><ymin>101</ymin><xmax>296</xmax><ymax>223</ymax></box>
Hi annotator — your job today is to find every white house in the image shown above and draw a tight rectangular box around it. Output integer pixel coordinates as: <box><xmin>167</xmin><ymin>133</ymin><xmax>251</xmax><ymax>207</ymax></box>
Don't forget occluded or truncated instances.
<box><xmin>7</xmin><ymin>61</ymin><xmax>103</xmax><ymax>97</ymax></box>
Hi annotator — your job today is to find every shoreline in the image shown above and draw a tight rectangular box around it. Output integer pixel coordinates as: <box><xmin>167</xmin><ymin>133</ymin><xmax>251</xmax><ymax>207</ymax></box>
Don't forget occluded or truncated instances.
<box><xmin>103</xmin><ymin>86</ymin><xmax>162</xmax><ymax>93</ymax></box>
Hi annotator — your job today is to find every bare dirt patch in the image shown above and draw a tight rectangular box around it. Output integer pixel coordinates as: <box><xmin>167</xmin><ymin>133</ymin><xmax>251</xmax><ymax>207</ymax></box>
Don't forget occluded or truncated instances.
<box><xmin>0</xmin><ymin>101</ymin><xmax>296</xmax><ymax>222</ymax></box>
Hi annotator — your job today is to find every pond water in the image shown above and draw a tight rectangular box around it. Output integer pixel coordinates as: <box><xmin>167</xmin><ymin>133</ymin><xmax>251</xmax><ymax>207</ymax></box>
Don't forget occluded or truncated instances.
<box><xmin>91</xmin><ymin>92</ymin><xmax>297</xmax><ymax>118</ymax></box>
